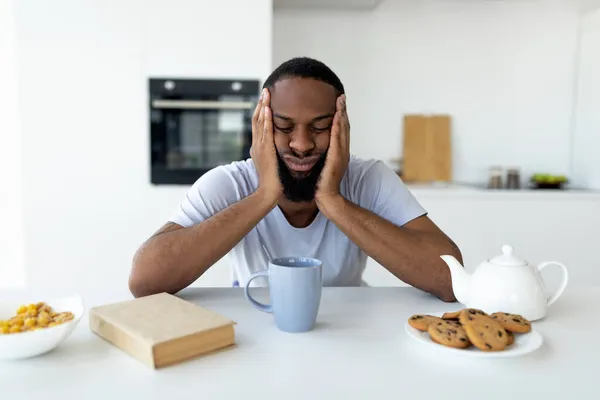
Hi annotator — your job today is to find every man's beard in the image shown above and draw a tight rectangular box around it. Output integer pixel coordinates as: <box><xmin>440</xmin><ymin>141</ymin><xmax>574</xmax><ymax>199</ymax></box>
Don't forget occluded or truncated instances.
<box><xmin>276</xmin><ymin>151</ymin><xmax>327</xmax><ymax>203</ymax></box>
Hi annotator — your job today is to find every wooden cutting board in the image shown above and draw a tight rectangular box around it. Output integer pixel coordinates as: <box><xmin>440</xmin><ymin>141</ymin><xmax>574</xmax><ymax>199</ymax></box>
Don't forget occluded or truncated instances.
<box><xmin>402</xmin><ymin>114</ymin><xmax>452</xmax><ymax>183</ymax></box>
<box><xmin>89</xmin><ymin>293</ymin><xmax>236</xmax><ymax>369</ymax></box>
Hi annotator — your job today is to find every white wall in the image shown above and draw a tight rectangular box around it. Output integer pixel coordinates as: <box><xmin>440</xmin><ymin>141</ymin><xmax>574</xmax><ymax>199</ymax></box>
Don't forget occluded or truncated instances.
<box><xmin>580</xmin><ymin>0</ymin><xmax>600</xmax><ymax>13</ymax></box>
<box><xmin>0</xmin><ymin>0</ymin><xmax>25</xmax><ymax>288</ymax></box>
<box><xmin>572</xmin><ymin>8</ymin><xmax>600</xmax><ymax>189</ymax></box>
<box><xmin>13</xmin><ymin>0</ymin><xmax>272</xmax><ymax>292</ymax></box>
<box><xmin>273</xmin><ymin>0</ymin><xmax>581</xmax><ymax>185</ymax></box>
<box><xmin>7</xmin><ymin>0</ymin><xmax>598</xmax><ymax>292</ymax></box>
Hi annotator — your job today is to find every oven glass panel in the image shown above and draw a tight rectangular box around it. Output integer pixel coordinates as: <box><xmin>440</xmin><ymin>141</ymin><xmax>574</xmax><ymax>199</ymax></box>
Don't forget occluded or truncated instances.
<box><xmin>156</xmin><ymin>95</ymin><xmax>252</xmax><ymax>171</ymax></box>
<box><xmin>149</xmin><ymin>78</ymin><xmax>259</xmax><ymax>185</ymax></box>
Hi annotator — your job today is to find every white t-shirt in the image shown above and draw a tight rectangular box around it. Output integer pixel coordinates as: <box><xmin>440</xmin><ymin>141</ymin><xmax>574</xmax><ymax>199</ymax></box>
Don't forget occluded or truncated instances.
<box><xmin>168</xmin><ymin>155</ymin><xmax>427</xmax><ymax>287</ymax></box>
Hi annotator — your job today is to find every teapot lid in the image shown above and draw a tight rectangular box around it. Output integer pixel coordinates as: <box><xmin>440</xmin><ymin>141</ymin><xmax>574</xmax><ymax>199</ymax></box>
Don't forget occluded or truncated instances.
<box><xmin>489</xmin><ymin>245</ymin><xmax>527</xmax><ymax>266</ymax></box>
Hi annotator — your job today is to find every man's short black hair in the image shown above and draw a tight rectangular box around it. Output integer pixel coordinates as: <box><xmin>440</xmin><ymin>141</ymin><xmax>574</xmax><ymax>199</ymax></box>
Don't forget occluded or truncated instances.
<box><xmin>263</xmin><ymin>57</ymin><xmax>345</xmax><ymax>95</ymax></box>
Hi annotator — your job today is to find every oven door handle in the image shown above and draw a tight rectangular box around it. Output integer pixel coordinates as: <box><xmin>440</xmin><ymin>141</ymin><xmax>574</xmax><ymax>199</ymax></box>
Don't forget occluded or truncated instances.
<box><xmin>151</xmin><ymin>99</ymin><xmax>254</xmax><ymax>110</ymax></box>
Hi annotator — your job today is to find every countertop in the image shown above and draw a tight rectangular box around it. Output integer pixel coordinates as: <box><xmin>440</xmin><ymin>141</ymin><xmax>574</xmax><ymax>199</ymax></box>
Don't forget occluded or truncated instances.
<box><xmin>406</xmin><ymin>181</ymin><xmax>600</xmax><ymax>200</ymax></box>
<box><xmin>1</xmin><ymin>286</ymin><xmax>598</xmax><ymax>399</ymax></box>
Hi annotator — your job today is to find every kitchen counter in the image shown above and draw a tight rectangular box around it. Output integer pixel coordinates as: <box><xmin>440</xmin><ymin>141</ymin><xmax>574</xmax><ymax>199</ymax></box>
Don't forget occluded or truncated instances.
<box><xmin>1</xmin><ymin>286</ymin><xmax>598</xmax><ymax>399</ymax></box>
<box><xmin>406</xmin><ymin>181</ymin><xmax>600</xmax><ymax>200</ymax></box>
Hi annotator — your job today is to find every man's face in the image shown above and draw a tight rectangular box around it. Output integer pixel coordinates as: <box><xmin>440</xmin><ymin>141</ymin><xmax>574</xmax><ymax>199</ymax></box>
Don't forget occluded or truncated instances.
<box><xmin>269</xmin><ymin>78</ymin><xmax>337</xmax><ymax>202</ymax></box>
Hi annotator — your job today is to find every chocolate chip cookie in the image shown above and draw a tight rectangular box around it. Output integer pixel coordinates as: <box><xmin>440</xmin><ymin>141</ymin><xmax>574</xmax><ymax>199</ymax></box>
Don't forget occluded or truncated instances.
<box><xmin>506</xmin><ymin>330</ymin><xmax>515</xmax><ymax>346</ymax></box>
<box><xmin>442</xmin><ymin>310</ymin><xmax>461</xmax><ymax>320</ymax></box>
<box><xmin>462</xmin><ymin>314</ymin><xmax>509</xmax><ymax>351</ymax></box>
<box><xmin>427</xmin><ymin>320</ymin><xmax>471</xmax><ymax>349</ymax></box>
<box><xmin>458</xmin><ymin>308</ymin><xmax>488</xmax><ymax>325</ymax></box>
<box><xmin>408</xmin><ymin>315</ymin><xmax>443</xmax><ymax>332</ymax></box>
<box><xmin>490</xmin><ymin>312</ymin><xmax>532</xmax><ymax>333</ymax></box>
<box><xmin>445</xmin><ymin>320</ymin><xmax>462</xmax><ymax>328</ymax></box>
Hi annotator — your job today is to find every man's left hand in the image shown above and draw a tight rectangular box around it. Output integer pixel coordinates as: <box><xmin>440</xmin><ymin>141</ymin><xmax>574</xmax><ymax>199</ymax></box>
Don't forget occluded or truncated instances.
<box><xmin>315</xmin><ymin>94</ymin><xmax>350</xmax><ymax>207</ymax></box>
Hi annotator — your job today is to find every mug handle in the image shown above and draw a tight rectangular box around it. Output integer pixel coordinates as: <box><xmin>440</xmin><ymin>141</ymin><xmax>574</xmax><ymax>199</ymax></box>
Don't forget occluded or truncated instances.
<box><xmin>244</xmin><ymin>271</ymin><xmax>272</xmax><ymax>313</ymax></box>
<box><xmin>537</xmin><ymin>261</ymin><xmax>569</xmax><ymax>306</ymax></box>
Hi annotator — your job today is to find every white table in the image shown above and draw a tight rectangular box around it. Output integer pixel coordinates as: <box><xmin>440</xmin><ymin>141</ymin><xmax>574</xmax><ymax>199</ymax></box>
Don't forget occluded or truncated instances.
<box><xmin>1</xmin><ymin>286</ymin><xmax>598</xmax><ymax>399</ymax></box>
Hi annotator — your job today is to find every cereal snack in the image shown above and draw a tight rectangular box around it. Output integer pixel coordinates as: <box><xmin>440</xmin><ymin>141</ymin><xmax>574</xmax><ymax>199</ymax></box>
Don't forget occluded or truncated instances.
<box><xmin>0</xmin><ymin>302</ymin><xmax>75</xmax><ymax>334</ymax></box>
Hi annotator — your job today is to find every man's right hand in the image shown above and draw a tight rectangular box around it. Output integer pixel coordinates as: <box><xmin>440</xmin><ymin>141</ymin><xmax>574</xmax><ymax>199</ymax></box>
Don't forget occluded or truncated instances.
<box><xmin>250</xmin><ymin>88</ymin><xmax>282</xmax><ymax>204</ymax></box>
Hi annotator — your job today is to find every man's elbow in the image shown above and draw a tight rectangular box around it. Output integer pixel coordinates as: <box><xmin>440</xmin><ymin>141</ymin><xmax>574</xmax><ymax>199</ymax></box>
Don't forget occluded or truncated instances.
<box><xmin>128</xmin><ymin>264</ymin><xmax>154</xmax><ymax>298</ymax></box>
<box><xmin>444</xmin><ymin>238</ymin><xmax>464</xmax><ymax>266</ymax></box>
<box><xmin>128</xmin><ymin>250</ymin><xmax>160</xmax><ymax>298</ymax></box>
<box><xmin>128</xmin><ymin>273</ymin><xmax>150</xmax><ymax>298</ymax></box>
<box><xmin>437</xmin><ymin>289</ymin><xmax>457</xmax><ymax>303</ymax></box>
<box><xmin>436</xmin><ymin>245</ymin><xmax>461</xmax><ymax>303</ymax></box>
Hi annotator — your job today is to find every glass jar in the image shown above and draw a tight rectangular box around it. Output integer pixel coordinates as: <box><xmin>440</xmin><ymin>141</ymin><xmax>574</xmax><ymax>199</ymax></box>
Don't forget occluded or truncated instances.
<box><xmin>488</xmin><ymin>166</ymin><xmax>503</xmax><ymax>189</ymax></box>
<box><xmin>506</xmin><ymin>168</ymin><xmax>521</xmax><ymax>189</ymax></box>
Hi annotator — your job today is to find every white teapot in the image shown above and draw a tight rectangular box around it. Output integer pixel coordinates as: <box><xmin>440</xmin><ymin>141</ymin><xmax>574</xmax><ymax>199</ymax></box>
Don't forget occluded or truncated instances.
<box><xmin>440</xmin><ymin>245</ymin><xmax>569</xmax><ymax>321</ymax></box>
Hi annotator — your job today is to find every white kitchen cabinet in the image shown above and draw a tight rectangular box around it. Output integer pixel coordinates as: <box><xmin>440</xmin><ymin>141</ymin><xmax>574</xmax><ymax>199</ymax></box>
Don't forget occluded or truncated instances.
<box><xmin>363</xmin><ymin>186</ymin><xmax>600</xmax><ymax>290</ymax></box>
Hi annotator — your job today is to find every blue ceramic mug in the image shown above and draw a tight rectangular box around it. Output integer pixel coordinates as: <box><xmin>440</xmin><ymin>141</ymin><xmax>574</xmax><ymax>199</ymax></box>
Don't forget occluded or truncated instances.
<box><xmin>244</xmin><ymin>257</ymin><xmax>323</xmax><ymax>333</ymax></box>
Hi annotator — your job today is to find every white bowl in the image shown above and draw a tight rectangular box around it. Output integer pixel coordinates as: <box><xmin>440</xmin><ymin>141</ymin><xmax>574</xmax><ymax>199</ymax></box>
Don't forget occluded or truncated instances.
<box><xmin>0</xmin><ymin>295</ymin><xmax>85</xmax><ymax>360</ymax></box>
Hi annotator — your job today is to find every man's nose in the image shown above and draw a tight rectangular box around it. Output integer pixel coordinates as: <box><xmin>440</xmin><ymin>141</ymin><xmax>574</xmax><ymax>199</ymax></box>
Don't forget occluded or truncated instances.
<box><xmin>289</xmin><ymin>128</ymin><xmax>315</xmax><ymax>155</ymax></box>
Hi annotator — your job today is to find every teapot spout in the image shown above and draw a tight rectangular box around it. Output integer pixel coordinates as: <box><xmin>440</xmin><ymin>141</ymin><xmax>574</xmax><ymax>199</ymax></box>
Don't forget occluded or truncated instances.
<box><xmin>440</xmin><ymin>255</ymin><xmax>471</xmax><ymax>305</ymax></box>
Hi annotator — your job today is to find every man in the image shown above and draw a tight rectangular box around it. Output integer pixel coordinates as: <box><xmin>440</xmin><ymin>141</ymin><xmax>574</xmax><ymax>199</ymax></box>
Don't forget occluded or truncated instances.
<box><xmin>129</xmin><ymin>57</ymin><xmax>462</xmax><ymax>302</ymax></box>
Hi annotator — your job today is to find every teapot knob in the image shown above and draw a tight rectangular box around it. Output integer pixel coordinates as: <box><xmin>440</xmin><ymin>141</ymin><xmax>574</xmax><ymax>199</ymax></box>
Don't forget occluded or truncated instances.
<box><xmin>490</xmin><ymin>244</ymin><xmax>525</xmax><ymax>266</ymax></box>
<box><xmin>502</xmin><ymin>245</ymin><xmax>514</xmax><ymax>256</ymax></box>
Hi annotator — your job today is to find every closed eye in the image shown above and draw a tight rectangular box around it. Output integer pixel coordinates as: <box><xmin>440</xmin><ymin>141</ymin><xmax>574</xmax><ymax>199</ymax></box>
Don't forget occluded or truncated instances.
<box><xmin>312</xmin><ymin>124</ymin><xmax>332</xmax><ymax>133</ymax></box>
<box><xmin>275</xmin><ymin>125</ymin><xmax>293</xmax><ymax>133</ymax></box>
<box><xmin>274</xmin><ymin>124</ymin><xmax>332</xmax><ymax>134</ymax></box>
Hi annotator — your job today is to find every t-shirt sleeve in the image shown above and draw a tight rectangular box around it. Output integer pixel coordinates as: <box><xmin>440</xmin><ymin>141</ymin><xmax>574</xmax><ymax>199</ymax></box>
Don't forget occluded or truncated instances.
<box><xmin>167</xmin><ymin>166</ymin><xmax>242</xmax><ymax>228</ymax></box>
<box><xmin>353</xmin><ymin>160</ymin><xmax>427</xmax><ymax>227</ymax></box>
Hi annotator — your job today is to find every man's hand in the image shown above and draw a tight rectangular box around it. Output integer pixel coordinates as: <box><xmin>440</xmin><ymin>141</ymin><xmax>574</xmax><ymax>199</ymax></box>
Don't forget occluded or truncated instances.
<box><xmin>315</xmin><ymin>94</ymin><xmax>350</xmax><ymax>207</ymax></box>
<box><xmin>251</xmin><ymin>88</ymin><xmax>282</xmax><ymax>204</ymax></box>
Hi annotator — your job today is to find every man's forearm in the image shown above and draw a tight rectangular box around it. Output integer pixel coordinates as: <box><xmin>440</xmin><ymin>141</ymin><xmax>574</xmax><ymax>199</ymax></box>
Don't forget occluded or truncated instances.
<box><xmin>130</xmin><ymin>190</ymin><xmax>277</xmax><ymax>297</ymax></box>
<box><xmin>318</xmin><ymin>195</ymin><xmax>461</xmax><ymax>302</ymax></box>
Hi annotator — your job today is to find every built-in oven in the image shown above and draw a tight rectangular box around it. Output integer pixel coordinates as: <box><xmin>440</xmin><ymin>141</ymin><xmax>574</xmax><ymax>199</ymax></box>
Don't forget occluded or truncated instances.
<box><xmin>149</xmin><ymin>78</ymin><xmax>260</xmax><ymax>184</ymax></box>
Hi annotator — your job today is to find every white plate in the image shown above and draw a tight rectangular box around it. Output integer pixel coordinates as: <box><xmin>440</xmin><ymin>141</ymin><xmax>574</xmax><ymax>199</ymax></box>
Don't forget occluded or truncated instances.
<box><xmin>0</xmin><ymin>295</ymin><xmax>85</xmax><ymax>360</ymax></box>
<box><xmin>405</xmin><ymin>312</ymin><xmax>543</xmax><ymax>358</ymax></box>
